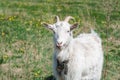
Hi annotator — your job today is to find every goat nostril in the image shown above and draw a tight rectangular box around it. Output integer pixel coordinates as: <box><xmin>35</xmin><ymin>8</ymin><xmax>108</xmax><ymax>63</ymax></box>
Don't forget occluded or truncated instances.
<box><xmin>57</xmin><ymin>42</ymin><xmax>62</xmax><ymax>46</ymax></box>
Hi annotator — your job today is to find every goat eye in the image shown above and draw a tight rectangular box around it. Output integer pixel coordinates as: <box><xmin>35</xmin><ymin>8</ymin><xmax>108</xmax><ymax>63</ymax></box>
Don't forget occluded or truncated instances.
<box><xmin>67</xmin><ymin>31</ymin><xmax>70</xmax><ymax>33</ymax></box>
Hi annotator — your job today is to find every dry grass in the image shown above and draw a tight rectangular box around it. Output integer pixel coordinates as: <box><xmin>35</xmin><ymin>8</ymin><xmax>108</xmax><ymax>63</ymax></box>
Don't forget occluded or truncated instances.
<box><xmin>0</xmin><ymin>0</ymin><xmax>119</xmax><ymax>80</ymax></box>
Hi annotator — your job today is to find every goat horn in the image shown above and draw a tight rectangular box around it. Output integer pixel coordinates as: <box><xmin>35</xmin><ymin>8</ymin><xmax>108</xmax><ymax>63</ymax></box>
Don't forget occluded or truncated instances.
<box><xmin>64</xmin><ymin>16</ymin><xmax>74</xmax><ymax>22</ymax></box>
<box><xmin>55</xmin><ymin>16</ymin><xmax>60</xmax><ymax>22</ymax></box>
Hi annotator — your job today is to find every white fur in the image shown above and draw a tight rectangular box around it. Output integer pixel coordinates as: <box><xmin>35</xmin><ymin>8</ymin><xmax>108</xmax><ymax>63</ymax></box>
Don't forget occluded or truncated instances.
<box><xmin>44</xmin><ymin>16</ymin><xmax>104</xmax><ymax>80</ymax></box>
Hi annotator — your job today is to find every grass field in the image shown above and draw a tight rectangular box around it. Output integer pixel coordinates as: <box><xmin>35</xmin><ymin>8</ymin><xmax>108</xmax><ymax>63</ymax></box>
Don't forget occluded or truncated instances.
<box><xmin>0</xmin><ymin>0</ymin><xmax>120</xmax><ymax>80</ymax></box>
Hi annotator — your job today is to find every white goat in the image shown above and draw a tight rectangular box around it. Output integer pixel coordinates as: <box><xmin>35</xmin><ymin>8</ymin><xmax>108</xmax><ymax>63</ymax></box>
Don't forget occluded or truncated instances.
<box><xmin>43</xmin><ymin>16</ymin><xmax>103</xmax><ymax>80</ymax></box>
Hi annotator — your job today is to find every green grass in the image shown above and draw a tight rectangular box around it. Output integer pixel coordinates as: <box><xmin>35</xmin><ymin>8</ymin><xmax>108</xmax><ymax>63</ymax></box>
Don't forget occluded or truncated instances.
<box><xmin>0</xmin><ymin>0</ymin><xmax>120</xmax><ymax>80</ymax></box>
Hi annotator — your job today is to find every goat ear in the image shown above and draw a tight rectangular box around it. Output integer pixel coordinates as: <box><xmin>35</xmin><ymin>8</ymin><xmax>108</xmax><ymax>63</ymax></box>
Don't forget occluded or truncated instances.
<box><xmin>70</xmin><ymin>23</ymin><xmax>79</xmax><ymax>30</ymax></box>
<box><xmin>43</xmin><ymin>22</ymin><xmax>54</xmax><ymax>30</ymax></box>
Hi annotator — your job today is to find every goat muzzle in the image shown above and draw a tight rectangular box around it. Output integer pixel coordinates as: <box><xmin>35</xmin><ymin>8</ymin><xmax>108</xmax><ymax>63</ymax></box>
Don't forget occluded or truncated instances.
<box><xmin>56</xmin><ymin>42</ymin><xmax>63</xmax><ymax>49</ymax></box>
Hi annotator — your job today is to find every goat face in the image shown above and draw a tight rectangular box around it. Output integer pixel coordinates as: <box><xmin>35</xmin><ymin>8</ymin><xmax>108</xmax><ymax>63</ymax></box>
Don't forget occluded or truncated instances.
<box><xmin>53</xmin><ymin>21</ymin><xmax>72</xmax><ymax>49</ymax></box>
<box><xmin>43</xmin><ymin>16</ymin><xmax>78</xmax><ymax>49</ymax></box>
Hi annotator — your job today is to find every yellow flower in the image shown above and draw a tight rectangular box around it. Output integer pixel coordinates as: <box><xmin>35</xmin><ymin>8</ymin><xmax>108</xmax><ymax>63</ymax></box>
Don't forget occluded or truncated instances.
<box><xmin>8</xmin><ymin>16</ymin><xmax>15</xmax><ymax>21</ymax></box>
<box><xmin>19</xmin><ymin>48</ymin><xmax>24</xmax><ymax>53</ymax></box>
<box><xmin>34</xmin><ymin>73</ymin><xmax>39</xmax><ymax>77</ymax></box>
<box><xmin>2</xmin><ymin>32</ymin><xmax>5</xmax><ymax>36</ymax></box>
<box><xmin>3</xmin><ymin>54</ymin><xmax>8</xmax><ymax>60</ymax></box>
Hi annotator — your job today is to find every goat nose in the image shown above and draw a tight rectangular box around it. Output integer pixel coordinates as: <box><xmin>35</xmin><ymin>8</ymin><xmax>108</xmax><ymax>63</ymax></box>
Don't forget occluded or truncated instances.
<box><xmin>57</xmin><ymin>42</ymin><xmax>62</xmax><ymax>46</ymax></box>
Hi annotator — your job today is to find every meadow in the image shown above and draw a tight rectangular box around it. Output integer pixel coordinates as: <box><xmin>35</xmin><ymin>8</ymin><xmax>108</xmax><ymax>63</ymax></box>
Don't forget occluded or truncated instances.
<box><xmin>0</xmin><ymin>0</ymin><xmax>120</xmax><ymax>80</ymax></box>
